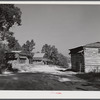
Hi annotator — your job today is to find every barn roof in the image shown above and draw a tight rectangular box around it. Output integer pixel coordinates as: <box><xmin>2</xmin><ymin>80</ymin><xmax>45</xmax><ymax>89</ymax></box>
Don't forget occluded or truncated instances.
<box><xmin>6</xmin><ymin>51</ymin><xmax>32</xmax><ymax>58</ymax></box>
<box><xmin>69</xmin><ymin>42</ymin><xmax>100</xmax><ymax>54</ymax></box>
<box><xmin>33</xmin><ymin>53</ymin><xmax>52</xmax><ymax>62</ymax></box>
<box><xmin>84</xmin><ymin>42</ymin><xmax>100</xmax><ymax>48</ymax></box>
<box><xmin>70</xmin><ymin>42</ymin><xmax>100</xmax><ymax>50</ymax></box>
<box><xmin>33</xmin><ymin>53</ymin><xmax>45</xmax><ymax>58</ymax></box>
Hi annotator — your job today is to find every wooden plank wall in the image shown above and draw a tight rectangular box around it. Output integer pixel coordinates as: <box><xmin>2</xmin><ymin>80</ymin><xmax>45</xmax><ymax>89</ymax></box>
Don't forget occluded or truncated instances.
<box><xmin>84</xmin><ymin>48</ymin><xmax>100</xmax><ymax>72</ymax></box>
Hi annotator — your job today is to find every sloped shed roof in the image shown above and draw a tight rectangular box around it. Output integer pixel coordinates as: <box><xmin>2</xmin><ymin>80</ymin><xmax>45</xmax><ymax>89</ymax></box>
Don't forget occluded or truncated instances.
<box><xmin>84</xmin><ymin>42</ymin><xmax>100</xmax><ymax>48</ymax></box>
<box><xmin>70</xmin><ymin>42</ymin><xmax>100</xmax><ymax>50</ymax></box>
<box><xmin>69</xmin><ymin>42</ymin><xmax>100</xmax><ymax>54</ymax></box>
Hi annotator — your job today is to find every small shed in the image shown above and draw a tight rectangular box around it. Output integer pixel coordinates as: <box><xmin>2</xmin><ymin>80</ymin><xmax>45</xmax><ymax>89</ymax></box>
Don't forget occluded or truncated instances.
<box><xmin>69</xmin><ymin>42</ymin><xmax>100</xmax><ymax>73</ymax></box>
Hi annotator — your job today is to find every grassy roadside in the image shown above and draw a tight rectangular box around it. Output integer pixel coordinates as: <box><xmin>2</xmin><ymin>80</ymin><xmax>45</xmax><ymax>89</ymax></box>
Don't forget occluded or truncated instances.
<box><xmin>76</xmin><ymin>72</ymin><xmax>100</xmax><ymax>81</ymax></box>
<box><xmin>76</xmin><ymin>72</ymin><xmax>100</xmax><ymax>90</ymax></box>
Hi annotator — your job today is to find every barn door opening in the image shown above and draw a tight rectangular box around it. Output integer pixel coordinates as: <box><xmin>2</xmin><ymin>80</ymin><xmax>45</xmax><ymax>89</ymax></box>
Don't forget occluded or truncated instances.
<box><xmin>75</xmin><ymin>62</ymin><xmax>80</xmax><ymax>72</ymax></box>
<box><xmin>75</xmin><ymin>62</ymin><xmax>83</xmax><ymax>72</ymax></box>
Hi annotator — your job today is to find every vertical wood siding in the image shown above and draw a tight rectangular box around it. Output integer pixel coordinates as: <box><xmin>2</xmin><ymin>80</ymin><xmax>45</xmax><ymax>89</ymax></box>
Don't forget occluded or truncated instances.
<box><xmin>71</xmin><ymin>53</ymin><xmax>85</xmax><ymax>72</ymax></box>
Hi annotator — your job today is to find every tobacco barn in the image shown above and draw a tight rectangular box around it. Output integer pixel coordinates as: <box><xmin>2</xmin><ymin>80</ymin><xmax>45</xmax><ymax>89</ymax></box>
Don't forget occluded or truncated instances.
<box><xmin>69</xmin><ymin>42</ymin><xmax>100</xmax><ymax>73</ymax></box>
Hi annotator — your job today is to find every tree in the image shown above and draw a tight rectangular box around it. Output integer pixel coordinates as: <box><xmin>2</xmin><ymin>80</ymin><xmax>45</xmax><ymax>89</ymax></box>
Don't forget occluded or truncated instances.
<box><xmin>22</xmin><ymin>39</ymin><xmax>35</xmax><ymax>54</ymax></box>
<box><xmin>41</xmin><ymin>44</ymin><xmax>51</xmax><ymax>59</ymax></box>
<box><xmin>0</xmin><ymin>4</ymin><xmax>21</xmax><ymax>31</ymax></box>
<box><xmin>0</xmin><ymin>4</ymin><xmax>21</xmax><ymax>42</ymax></box>
<box><xmin>0</xmin><ymin>4</ymin><xmax>22</xmax><ymax>50</ymax></box>
<box><xmin>41</xmin><ymin>44</ymin><xmax>58</xmax><ymax>65</ymax></box>
<box><xmin>0</xmin><ymin>5</ymin><xmax>22</xmax><ymax>71</ymax></box>
<box><xmin>49</xmin><ymin>45</ymin><xmax>58</xmax><ymax>65</ymax></box>
<box><xmin>57</xmin><ymin>53</ymin><xmax>68</xmax><ymax>68</ymax></box>
<box><xmin>6</xmin><ymin>31</ymin><xmax>22</xmax><ymax>51</ymax></box>
<box><xmin>41</xmin><ymin>44</ymin><xmax>69</xmax><ymax>68</ymax></box>
<box><xmin>12</xmin><ymin>41</ymin><xmax>22</xmax><ymax>51</ymax></box>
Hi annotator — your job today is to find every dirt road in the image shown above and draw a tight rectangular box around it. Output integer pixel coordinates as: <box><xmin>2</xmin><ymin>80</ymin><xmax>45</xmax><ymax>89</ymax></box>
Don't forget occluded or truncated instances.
<box><xmin>0</xmin><ymin>71</ymin><xmax>99</xmax><ymax>90</ymax></box>
<box><xmin>0</xmin><ymin>65</ymin><xmax>99</xmax><ymax>90</ymax></box>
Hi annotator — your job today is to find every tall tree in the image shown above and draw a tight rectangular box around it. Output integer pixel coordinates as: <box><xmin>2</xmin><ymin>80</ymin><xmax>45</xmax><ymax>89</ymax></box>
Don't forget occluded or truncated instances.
<box><xmin>0</xmin><ymin>4</ymin><xmax>21</xmax><ymax>30</ymax></box>
<box><xmin>41</xmin><ymin>44</ymin><xmax>51</xmax><ymax>59</ymax></box>
<box><xmin>0</xmin><ymin>4</ymin><xmax>22</xmax><ymax>51</ymax></box>
<box><xmin>22</xmin><ymin>39</ymin><xmax>35</xmax><ymax>54</ymax></box>
<box><xmin>12</xmin><ymin>41</ymin><xmax>22</xmax><ymax>51</ymax></box>
<box><xmin>41</xmin><ymin>44</ymin><xmax>58</xmax><ymax>65</ymax></box>
<box><xmin>0</xmin><ymin>4</ymin><xmax>22</xmax><ymax>68</ymax></box>
<box><xmin>0</xmin><ymin>4</ymin><xmax>22</xmax><ymax>40</ymax></box>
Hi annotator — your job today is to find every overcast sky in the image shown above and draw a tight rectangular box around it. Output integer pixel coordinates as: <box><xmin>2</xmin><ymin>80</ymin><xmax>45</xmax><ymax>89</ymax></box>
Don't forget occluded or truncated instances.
<box><xmin>10</xmin><ymin>4</ymin><xmax>100</xmax><ymax>56</ymax></box>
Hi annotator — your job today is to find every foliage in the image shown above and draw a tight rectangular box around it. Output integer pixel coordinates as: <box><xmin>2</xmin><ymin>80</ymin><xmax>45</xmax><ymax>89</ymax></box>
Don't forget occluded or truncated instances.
<box><xmin>6</xmin><ymin>31</ymin><xmax>22</xmax><ymax>50</ymax></box>
<box><xmin>12</xmin><ymin>41</ymin><xmax>22</xmax><ymax>51</ymax></box>
<box><xmin>0</xmin><ymin>4</ymin><xmax>21</xmax><ymax>31</ymax></box>
<box><xmin>0</xmin><ymin>43</ymin><xmax>8</xmax><ymax>73</ymax></box>
<box><xmin>0</xmin><ymin>4</ymin><xmax>22</xmax><ymax>72</ymax></box>
<box><xmin>0</xmin><ymin>4</ymin><xmax>22</xmax><ymax>50</ymax></box>
<box><xmin>42</xmin><ymin>44</ymin><xmax>58</xmax><ymax>64</ymax></box>
<box><xmin>57</xmin><ymin>53</ymin><xmax>68</xmax><ymax>67</ymax></box>
<box><xmin>0</xmin><ymin>46</ymin><xmax>6</xmax><ymax>64</ymax></box>
<box><xmin>22</xmin><ymin>39</ymin><xmax>35</xmax><ymax>54</ymax></box>
<box><xmin>42</xmin><ymin>44</ymin><xmax>53</xmax><ymax>59</ymax></box>
<box><xmin>41</xmin><ymin>44</ymin><xmax>68</xmax><ymax>68</ymax></box>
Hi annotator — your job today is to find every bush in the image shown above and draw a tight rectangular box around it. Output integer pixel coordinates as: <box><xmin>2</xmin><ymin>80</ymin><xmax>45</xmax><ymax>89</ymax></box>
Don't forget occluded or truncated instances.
<box><xmin>56</xmin><ymin>53</ymin><xmax>69</xmax><ymax>68</ymax></box>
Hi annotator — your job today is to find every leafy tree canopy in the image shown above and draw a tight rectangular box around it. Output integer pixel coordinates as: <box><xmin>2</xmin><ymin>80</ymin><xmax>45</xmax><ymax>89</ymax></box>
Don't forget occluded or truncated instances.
<box><xmin>0</xmin><ymin>4</ymin><xmax>22</xmax><ymax>50</ymax></box>
<box><xmin>41</xmin><ymin>44</ymin><xmax>68</xmax><ymax>68</ymax></box>
<box><xmin>0</xmin><ymin>4</ymin><xmax>22</xmax><ymax>31</ymax></box>
<box><xmin>22</xmin><ymin>39</ymin><xmax>35</xmax><ymax>54</ymax></box>
<box><xmin>5</xmin><ymin>31</ymin><xmax>22</xmax><ymax>51</ymax></box>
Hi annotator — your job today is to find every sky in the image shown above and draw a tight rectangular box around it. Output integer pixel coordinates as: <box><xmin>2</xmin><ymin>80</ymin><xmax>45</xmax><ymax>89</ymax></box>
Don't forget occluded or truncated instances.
<box><xmin>10</xmin><ymin>4</ymin><xmax>100</xmax><ymax>56</ymax></box>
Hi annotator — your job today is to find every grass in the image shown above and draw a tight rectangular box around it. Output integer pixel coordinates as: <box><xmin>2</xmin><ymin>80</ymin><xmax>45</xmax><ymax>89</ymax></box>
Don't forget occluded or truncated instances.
<box><xmin>76</xmin><ymin>72</ymin><xmax>100</xmax><ymax>81</ymax></box>
<box><xmin>75</xmin><ymin>72</ymin><xmax>100</xmax><ymax>90</ymax></box>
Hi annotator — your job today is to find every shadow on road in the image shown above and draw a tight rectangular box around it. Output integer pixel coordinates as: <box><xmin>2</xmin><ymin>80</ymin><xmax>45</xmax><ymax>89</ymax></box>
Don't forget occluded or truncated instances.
<box><xmin>0</xmin><ymin>72</ymin><xmax>99</xmax><ymax>90</ymax></box>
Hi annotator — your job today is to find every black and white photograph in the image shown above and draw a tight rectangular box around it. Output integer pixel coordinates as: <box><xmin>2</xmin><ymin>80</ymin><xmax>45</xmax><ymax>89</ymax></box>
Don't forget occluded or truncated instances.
<box><xmin>0</xmin><ymin>3</ymin><xmax>100</xmax><ymax>91</ymax></box>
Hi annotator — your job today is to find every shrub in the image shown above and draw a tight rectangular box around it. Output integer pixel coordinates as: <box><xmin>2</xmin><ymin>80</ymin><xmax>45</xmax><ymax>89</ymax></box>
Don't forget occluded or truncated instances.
<box><xmin>57</xmin><ymin>53</ymin><xmax>69</xmax><ymax>68</ymax></box>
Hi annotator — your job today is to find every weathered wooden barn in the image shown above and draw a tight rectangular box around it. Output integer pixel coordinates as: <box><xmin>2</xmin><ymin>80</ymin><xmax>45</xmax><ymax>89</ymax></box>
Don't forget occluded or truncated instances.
<box><xmin>5</xmin><ymin>51</ymin><xmax>32</xmax><ymax>64</ymax></box>
<box><xmin>33</xmin><ymin>53</ymin><xmax>52</xmax><ymax>65</ymax></box>
<box><xmin>5</xmin><ymin>51</ymin><xmax>33</xmax><ymax>70</ymax></box>
<box><xmin>69</xmin><ymin>42</ymin><xmax>100</xmax><ymax>73</ymax></box>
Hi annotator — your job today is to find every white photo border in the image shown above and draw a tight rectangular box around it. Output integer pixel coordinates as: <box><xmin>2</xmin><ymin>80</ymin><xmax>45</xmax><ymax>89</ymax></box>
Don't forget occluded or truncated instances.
<box><xmin>0</xmin><ymin>1</ymin><xmax>100</xmax><ymax>99</ymax></box>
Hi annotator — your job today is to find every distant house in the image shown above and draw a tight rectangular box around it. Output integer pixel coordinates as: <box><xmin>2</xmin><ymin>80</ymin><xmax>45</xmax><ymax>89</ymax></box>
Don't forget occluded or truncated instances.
<box><xmin>69</xmin><ymin>42</ymin><xmax>100</xmax><ymax>73</ymax></box>
<box><xmin>5</xmin><ymin>51</ymin><xmax>32</xmax><ymax>65</ymax></box>
<box><xmin>33</xmin><ymin>53</ymin><xmax>52</xmax><ymax>65</ymax></box>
